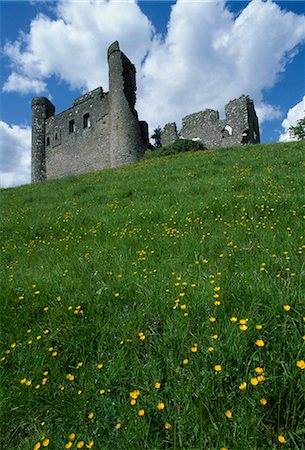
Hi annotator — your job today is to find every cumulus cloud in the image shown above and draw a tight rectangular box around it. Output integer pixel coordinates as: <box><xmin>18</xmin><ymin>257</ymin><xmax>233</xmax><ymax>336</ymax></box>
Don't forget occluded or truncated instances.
<box><xmin>3</xmin><ymin>1</ymin><xmax>153</xmax><ymax>93</ymax></box>
<box><xmin>279</xmin><ymin>96</ymin><xmax>305</xmax><ymax>142</ymax></box>
<box><xmin>0</xmin><ymin>121</ymin><xmax>31</xmax><ymax>188</ymax></box>
<box><xmin>3</xmin><ymin>0</ymin><xmax>305</xmax><ymax>131</ymax></box>
<box><xmin>138</xmin><ymin>0</ymin><xmax>305</xmax><ymax>131</ymax></box>
<box><xmin>3</xmin><ymin>72</ymin><xmax>47</xmax><ymax>95</ymax></box>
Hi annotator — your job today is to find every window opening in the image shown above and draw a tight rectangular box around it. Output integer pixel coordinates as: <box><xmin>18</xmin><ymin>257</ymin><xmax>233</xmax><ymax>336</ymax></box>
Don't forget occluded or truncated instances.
<box><xmin>69</xmin><ymin>120</ymin><xmax>75</xmax><ymax>133</ymax></box>
<box><xmin>83</xmin><ymin>113</ymin><xmax>91</xmax><ymax>129</ymax></box>
<box><xmin>224</xmin><ymin>124</ymin><xmax>232</xmax><ymax>136</ymax></box>
<box><xmin>46</xmin><ymin>137</ymin><xmax>50</xmax><ymax>146</ymax></box>
<box><xmin>55</xmin><ymin>132</ymin><xmax>58</xmax><ymax>140</ymax></box>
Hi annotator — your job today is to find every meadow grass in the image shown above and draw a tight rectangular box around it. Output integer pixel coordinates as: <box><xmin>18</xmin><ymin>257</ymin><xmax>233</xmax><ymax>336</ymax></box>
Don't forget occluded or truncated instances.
<box><xmin>0</xmin><ymin>141</ymin><xmax>304</xmax><ymax>450</ymax></box>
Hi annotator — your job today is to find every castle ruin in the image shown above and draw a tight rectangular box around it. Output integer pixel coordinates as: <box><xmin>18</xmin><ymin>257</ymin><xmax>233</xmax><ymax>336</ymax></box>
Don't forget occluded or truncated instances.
<box><xmin>31</xmin><ymin>42</ymin><xmax>260</xmax><ymax>183</ymax></box>
<box><xmin>160</xmin><ymin>95</ymin><xmax>260</xmax><ymax>148</ymax></box>
<box><xmin>31</xmin><ymin>41</ymin><xmax>149</xmax><ymax>182</ymax></box>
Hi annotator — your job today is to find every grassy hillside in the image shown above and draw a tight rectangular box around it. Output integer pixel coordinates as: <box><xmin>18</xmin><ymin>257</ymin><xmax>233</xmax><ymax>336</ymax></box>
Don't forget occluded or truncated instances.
<box><xmin>1</xmin><ymin>141</ymin><xmax>304</xmax><ymax>450</ymax></box>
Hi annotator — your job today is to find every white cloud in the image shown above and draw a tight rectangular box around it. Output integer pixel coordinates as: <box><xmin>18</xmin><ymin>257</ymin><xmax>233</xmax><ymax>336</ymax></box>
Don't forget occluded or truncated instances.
<box><xmin>3</xmin><ymin>1</ymin><xmax>153</xmax><ymax>93</ymax></box>
<box><xmin>0</xmin><ymin>121</ymin><xmax>31</xmax><ymax>188</ymax></box>
<box><xmin>3</xmin><ymin>72</ymin><xmax>47</xmax><ymax>95</ymax></box>
<box><xmin>138</xmin><ymin>0</ymin><xmax>305</xmax><ymax>131</ymax></box>
<box><xmin>3</xmin><ymin>0</ymin><xmax>304</xmax><ymax>129</ymax></box>
<box><xmin>279</xmin><ymin>96</ymin><xmax>305</xmax><ymax>142</ymax></box>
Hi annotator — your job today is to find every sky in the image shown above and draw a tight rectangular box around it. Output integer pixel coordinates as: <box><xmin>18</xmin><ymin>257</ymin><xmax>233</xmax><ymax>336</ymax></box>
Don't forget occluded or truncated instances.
<box><xmin>0</xmin><ymin>0</ymin><xmax>304</xmax><ymax>189</ymax></box>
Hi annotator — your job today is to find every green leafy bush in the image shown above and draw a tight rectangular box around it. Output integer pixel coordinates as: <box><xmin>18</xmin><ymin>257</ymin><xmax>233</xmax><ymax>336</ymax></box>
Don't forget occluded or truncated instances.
<box><xmin>144</xmin><ymin>138</ymin><xmax>206</xmax><ymax>159</ymax></box>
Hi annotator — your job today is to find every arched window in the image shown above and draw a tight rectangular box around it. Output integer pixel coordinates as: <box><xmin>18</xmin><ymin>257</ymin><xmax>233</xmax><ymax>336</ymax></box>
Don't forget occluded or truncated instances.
<box><xmin>224</xmin><ymin>124</ymin><xmax>232</xmax><ymax>136</ymax></box>
<box><xmin>69</xmin><ymin>119</ymin><xmax>75</xmax><ymax>133</ymax></box>
<box><xmin>221</xmin><ymin>124</ymin><xmax>233</xmax><ymax>138</ymax></box>
<box><xmin>83</xmin><ymin>113</ymin><xmax>91</xmax><ymax>129</ymax></box>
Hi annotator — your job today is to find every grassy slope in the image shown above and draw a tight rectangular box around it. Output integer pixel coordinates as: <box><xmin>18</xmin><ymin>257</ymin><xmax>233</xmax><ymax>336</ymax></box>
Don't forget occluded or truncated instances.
<box><xmin>0</xmin><ymin>141</ymin><xmax>304</xmax><ymax>450</ymax></box>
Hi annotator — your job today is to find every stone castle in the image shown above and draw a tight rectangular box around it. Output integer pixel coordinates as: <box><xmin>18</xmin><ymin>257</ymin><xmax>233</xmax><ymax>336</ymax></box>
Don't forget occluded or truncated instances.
<box><xmin>31</xmin><ymin>41</ymin><xmax>260</xmax><ymax>183</ymax></box>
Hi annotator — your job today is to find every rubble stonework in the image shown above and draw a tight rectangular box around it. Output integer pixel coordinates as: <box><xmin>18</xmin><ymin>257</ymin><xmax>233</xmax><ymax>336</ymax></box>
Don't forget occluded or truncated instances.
<box><xmin>31</xmin><ymin>41</ymin><xmax>148</xmax><ymax>182</ymax></box>
<box><xmin>161</xmin><ymin>95</ymin><xmax>260</xmax><ymax>148</ymax></box>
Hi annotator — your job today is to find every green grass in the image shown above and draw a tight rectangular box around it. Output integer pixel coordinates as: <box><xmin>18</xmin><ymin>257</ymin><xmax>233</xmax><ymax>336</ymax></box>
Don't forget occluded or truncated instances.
<box><xmin>0</xmin><ymin>141</ymin><xmax>304</xmax><ymax>450</ymax></box>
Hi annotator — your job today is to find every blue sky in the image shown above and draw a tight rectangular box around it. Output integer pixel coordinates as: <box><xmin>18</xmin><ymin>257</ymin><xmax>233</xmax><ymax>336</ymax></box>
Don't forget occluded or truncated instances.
<box><xmin>0</xmin><ymin>0</ymin><xmax>304</xmax><ymax>188</ymax></box>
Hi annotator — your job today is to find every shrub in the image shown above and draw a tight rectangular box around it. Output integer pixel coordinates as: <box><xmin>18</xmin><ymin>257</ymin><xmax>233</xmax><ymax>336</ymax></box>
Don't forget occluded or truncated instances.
<box><xmin>144</xmin><ymin>138</ymin><xmax>206</xmax><ymax>159</ymax></box>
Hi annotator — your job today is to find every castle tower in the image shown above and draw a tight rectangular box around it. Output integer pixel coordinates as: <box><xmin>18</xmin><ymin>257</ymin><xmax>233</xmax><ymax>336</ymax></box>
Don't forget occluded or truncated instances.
<box><xmin>31</xmin><ymin>97</ymin><xmax>55</xmax><ymax>182</ymax></box>
<box><xmin>108</xmin><ymin>41</ymin><xmax>146</xmax><ymax>167</ymax></box>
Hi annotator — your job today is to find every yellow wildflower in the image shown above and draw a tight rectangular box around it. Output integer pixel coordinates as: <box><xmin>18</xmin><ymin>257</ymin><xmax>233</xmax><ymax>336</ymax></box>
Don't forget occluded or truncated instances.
<box><xmin>138</xmin><ymin>409</ymin><xmax>145</xmax><ymax>416</ymax></box>
<box><xmin>250</xmin><ymin>377</ymin><xmax>259</xmax><ymax>386</ymax></box>
<box><xmin>296</xmin><ymin>360</ymin><xmax>305</xmax><ymax>369</ymax></box>
<box><xmin>130</xmin><ymin>390</ymin><xmax>140</xmax><ymax>399</ymax></box>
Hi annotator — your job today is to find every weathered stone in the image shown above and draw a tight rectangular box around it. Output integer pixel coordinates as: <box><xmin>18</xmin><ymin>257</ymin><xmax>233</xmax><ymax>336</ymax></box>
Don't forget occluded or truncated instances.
<box><xmin>31</xmin><ymin>42</ymin><xmax>148</xmax><ymax>182</ymax></box>
<box><xmin>162</xmin><ymin>95</ymin><xmax>260</xmax><ymax>149</ymax></box>
<box><xmin>160</xmin><ymin>122</ymin><xmax>178</xmax><ymax>147</ymax></box>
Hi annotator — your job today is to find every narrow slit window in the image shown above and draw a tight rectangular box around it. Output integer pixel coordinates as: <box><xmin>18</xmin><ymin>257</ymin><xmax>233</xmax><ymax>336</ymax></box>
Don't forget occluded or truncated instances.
<box><xmin>83</xmin><ymin>113</ymin><xmax>91</xmax><ymax>129</ymax></box>
<box><xmin>55</xmin><ymin>132</ymin><xmax>58</xmax><ymax>140</ymax></box>
<box><xmin>69</xmin><ymin>119</ymin><xmax>75</xmax><ymax>133</ymax></box>
<box><xmin>46</xmin><ymin>137</ymin><xmax>50</xmax><ymax>146</ymax></box>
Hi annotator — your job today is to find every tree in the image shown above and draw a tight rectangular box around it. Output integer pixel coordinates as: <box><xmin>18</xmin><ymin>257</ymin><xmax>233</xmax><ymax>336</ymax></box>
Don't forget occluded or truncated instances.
<box><xmin>151</xmin><ymin>126</ymin><xmax>162</xmax><ymax>148</ymax></box>
<box><xmin>289</xmin><ymin>116</ymin><xmax>305</xmax><ymax>140</ymax></box>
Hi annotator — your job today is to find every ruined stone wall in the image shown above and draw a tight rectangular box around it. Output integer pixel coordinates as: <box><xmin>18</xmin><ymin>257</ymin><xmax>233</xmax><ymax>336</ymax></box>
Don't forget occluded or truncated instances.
<box><xmin>108</xmin><ymin>41</ymin><xmax>147</xmax><ymax>168</ymax></box>
<box><xmin>31</xmin><ymin>42</ymin><xmax>149</xmax><ymax>182</ymax></box>
<box><xmin>161</xmin><ymin>95</ymin><xmax>260</xmax><ymax>149</ymax></box>
<box><xmin>45</xmin><ymin>88</ymin><xmax>111</xmax><ymax>179</ymax></box>
<box><xmin>160</xmin><ymin>123</ymin><xmax>178</xmax><ymax>146</ymax></box>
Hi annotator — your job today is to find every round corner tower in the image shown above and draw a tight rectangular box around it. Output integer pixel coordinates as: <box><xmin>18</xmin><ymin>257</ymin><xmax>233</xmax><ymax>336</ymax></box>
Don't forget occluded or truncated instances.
<box><xmin>31</xmin><ymin>97</ymin><xmax>55</xmax><ymax>183</ymax></box>
<box><xmin>107</xmin><ymin>41</ymin><xmax>145</xmax><ymax>168</ymax></box>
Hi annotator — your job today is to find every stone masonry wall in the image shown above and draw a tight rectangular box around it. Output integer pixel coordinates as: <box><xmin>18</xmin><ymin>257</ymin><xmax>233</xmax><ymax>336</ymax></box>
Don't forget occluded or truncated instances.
<box><xmin>45</xmin><ymin>88</ymin><xmax>111</xmax><ymax>179</ymax></box>
<box><xmin>160</xmin><ymin>123</ymin><xmax>178</xmax><ymax>147</ymax></box>
<box><xmin>108</xmin><ymin>41</ymin><xmax>146</xmax><ymax>168</ymax></box>
<box><xmin>161</xmin><ymin>95</ymin><xmax>260</xmax><ymax>149</ymax></box>
<box><xmin>31</xmin><ymin>42</ymin><xmax>149</xmax><ymax>182</ymax></box>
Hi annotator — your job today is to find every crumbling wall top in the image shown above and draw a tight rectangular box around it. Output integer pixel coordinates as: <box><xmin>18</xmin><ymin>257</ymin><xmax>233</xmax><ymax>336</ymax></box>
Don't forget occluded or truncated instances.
<box><xmin>73</xmin><ymin>87</ymin><xmax>104</xmax><ymax>106</ymax></box>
